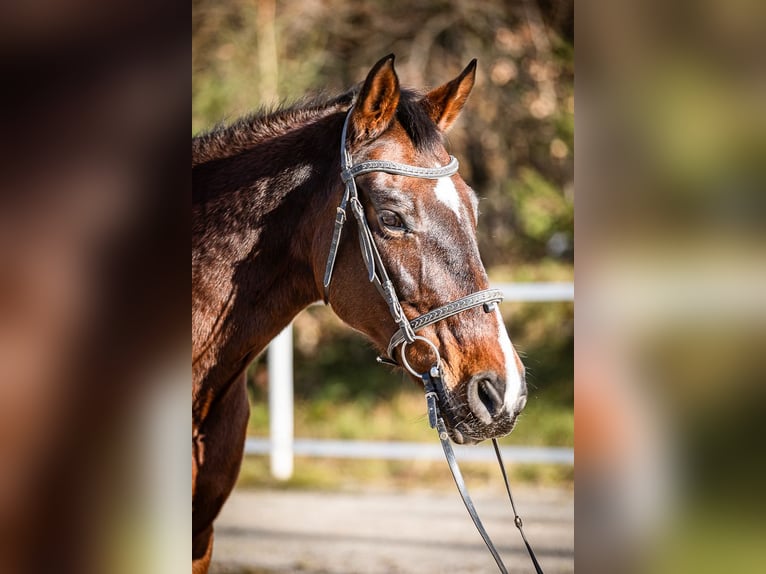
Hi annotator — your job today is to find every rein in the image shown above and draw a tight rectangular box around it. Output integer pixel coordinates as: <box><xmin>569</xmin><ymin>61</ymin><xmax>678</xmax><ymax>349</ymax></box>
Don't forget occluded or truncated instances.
<box><xmin>323</xmin><ymin>107</ymin><xmax>544</xmax><ymax>573</ymax></box>
<box><xmin>425</xmin><ymin>366</ymin><xmax>544</xmax><ymax>574</ymax></box>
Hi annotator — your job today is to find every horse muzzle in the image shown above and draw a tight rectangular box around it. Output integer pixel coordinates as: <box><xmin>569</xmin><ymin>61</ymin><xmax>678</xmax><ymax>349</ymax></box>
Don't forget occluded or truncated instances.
<box><xmin>442</xmin><ymin>370</ymin><xmax>529</xmax><ymax>445</ymax></box>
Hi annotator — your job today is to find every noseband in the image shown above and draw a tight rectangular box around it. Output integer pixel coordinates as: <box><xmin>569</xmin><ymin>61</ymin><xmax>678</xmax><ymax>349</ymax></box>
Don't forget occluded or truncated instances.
<box><xmin>323</xmin><ymin>108</ymin><xmax>504</xmax><ymax>365</ymax></box>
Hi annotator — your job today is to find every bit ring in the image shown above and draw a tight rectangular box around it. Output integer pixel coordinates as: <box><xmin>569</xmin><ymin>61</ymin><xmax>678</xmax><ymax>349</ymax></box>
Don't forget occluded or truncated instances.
<box><xmin>400</xmin><ymin>336</ymin><xmax>441</xmax><ymax>377</ymax></box>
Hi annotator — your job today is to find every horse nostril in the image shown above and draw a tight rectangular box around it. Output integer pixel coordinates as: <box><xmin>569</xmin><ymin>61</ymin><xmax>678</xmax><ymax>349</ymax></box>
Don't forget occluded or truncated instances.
<box><xmin>467</xmin><ymin>373</ymin><xmax>506</xmax><ymax>425</ymax></box>
<box><xmin>477</xmin><ymin>379</ymin><xmax>501</xmax><ymax>414</ymax></box>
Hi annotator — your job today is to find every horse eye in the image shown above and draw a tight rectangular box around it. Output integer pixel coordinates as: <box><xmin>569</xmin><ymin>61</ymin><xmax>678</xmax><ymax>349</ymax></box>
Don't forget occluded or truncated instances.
<box><xmin>379</xmin><ymin>210</ymin><xmax>405</xmax><ymax>231</ymax></box>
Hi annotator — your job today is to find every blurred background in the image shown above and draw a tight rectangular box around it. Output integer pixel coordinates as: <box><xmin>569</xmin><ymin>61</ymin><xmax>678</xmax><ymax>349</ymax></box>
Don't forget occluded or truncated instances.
<box><xmin>577</xmin><ymin>0</ymin><xmax>766</xmax><ymax>573</ymax></box>
<box><xmin>193</xmin><ymin>0</ymin><xmax>575</xmax><ymax>491</ymax></box>
<box><xmin>10</xmin><ymin>0</ymin><xmax>764</xmax><ymax>571</ymax></box>
<box><xmin>193</xmin><ymin>2</ymin><xmax>574</xmax><ymax>572</ymax></box>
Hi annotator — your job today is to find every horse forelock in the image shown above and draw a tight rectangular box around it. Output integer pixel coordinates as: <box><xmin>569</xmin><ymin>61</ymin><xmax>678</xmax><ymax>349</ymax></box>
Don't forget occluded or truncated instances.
<box><xmin>393</xmin><ymin>88</ymin><xmax>443</xmax><ymax>154</ymax></box>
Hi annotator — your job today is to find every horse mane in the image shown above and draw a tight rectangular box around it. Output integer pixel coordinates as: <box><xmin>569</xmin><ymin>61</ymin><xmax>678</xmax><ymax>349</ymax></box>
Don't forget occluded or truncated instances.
<box><xmin>192</xmin><ymin>87</ymin><xmax>441</xmax><ymax>168</ymax></box>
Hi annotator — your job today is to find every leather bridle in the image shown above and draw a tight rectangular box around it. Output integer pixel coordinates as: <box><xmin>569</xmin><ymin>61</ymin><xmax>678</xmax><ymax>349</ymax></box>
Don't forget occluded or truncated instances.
<box><xmin>323</xmin><ymin>107</ymin><xmax>544</xmax><ymax>574</ymax></box>
<box><xmin>323</xmin><ymin>108</ymin><xmax>504</xmax><ymax>366</ymax></box>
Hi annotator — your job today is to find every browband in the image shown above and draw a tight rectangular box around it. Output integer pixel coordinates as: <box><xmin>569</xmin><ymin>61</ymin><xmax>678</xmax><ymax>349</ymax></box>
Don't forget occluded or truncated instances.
<box><xmin>342</xmin><ymin>156</ymin><xmax>459</xmax><ymax>182</ymax></box>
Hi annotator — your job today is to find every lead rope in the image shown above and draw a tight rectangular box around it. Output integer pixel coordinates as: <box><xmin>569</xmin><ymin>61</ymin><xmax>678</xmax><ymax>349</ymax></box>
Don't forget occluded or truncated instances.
<box><xmin>423</xmin><ymin>369</ymin><xmax>545</xmax><ymax>574</ymax></box>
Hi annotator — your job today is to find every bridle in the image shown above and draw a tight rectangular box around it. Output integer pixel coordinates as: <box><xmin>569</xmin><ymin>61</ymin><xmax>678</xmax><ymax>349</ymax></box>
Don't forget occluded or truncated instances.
<box><xmin>323</xmin><ymin>107</ymin><xmax>544</xmax><ymax>574</ymax></box>
<box><xmin>323</xmin><ymin>108</ymin><xmax>504</xmax><ymax>367</ymax></box>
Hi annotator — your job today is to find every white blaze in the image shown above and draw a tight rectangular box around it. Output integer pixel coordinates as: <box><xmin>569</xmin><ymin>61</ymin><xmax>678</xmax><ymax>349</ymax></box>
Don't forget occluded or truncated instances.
<box><xmin>434</xmin><ymin>176</ymin><xmax>462</xmax><ymax>219</ymax></box>
<box><xmin>494</xmin><ymin>308</ymin><xmax>524</xmax><ymax>409</ymax></box>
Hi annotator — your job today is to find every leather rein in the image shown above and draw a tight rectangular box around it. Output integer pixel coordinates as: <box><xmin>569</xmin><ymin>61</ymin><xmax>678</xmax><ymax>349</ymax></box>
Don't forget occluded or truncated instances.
<box><xmin>323</xmin><ymin>107</ymin><xmax>544</xmax><ymax>573</ymax></box>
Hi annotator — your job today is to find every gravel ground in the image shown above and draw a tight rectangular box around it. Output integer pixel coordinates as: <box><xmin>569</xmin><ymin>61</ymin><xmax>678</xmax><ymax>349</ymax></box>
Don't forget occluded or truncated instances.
<box><xmin>209</xmin><ymin>485</ymin><xmax>573</xmax><ymax>574</ymax></box>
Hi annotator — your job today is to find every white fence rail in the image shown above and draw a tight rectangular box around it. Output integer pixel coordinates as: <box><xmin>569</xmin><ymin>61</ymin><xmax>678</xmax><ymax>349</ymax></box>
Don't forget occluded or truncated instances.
<box><xmin>246</xmin><ymin>438</ymin><xmax>574</xmax><ymax>464</ymax></box>
<box><xmin>259</xmin><ymin>282</ymin><xmax>574</xmax><ymax>478</ymax></box>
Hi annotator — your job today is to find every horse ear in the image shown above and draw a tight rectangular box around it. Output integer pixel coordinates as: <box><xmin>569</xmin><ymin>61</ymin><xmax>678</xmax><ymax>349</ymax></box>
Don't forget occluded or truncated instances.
<box><xmin>350</xmin><ymin>54</ymin><xmax>400</xmax><ymax>143</ymax></box>
<box><xmin>422</xmin><ymin>59</ymin><xmax>477</xmax><ymax>132</ymax></box>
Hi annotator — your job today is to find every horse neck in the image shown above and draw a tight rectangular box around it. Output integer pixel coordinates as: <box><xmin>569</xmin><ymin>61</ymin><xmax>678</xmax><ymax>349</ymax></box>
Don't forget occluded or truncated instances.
<box><xmin>192</xmin><ymin>113</ymin><xmax>343</xmax><ymax>391</ymax></box>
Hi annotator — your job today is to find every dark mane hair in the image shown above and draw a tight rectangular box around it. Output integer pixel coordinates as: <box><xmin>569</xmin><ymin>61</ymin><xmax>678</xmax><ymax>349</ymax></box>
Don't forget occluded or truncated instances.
<box><xmin>191</xmin><ymin>91</ymin><xmax>352</xmax><ymax>167</ymax></box>
<box><xmin>192</xmin><ymin>87</ymin><xmax>442</xmax><ymax>168</ymax></box>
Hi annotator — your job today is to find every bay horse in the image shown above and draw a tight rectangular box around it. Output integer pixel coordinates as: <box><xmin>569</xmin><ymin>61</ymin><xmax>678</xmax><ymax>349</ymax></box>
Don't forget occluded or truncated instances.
<box><xmin>192</xmin><ymin>55</ymin><xmax>528</xmax><ymax>573</ymax></box>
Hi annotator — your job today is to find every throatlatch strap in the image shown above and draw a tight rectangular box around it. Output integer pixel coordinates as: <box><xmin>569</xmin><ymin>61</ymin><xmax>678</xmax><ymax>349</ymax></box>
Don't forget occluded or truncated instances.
<box><xmin>322</xmin><ymin>192</ymin><xmax>350</xmax><ymax>302</ymax></box>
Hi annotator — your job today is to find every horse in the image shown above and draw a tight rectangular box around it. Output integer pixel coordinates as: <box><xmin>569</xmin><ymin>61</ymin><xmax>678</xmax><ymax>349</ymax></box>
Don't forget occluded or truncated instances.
<box><xmin>192</xmin><ymin>54</ymin><xmax>528</xmax><ymax>573</ymax></box>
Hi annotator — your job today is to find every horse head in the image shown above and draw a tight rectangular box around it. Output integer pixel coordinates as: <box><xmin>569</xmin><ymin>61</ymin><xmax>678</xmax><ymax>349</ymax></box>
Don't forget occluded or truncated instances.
<box><xmin>318</xmin><ymin>55</ymin><xmax>527</xmax><ymax>444</ymax></box>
